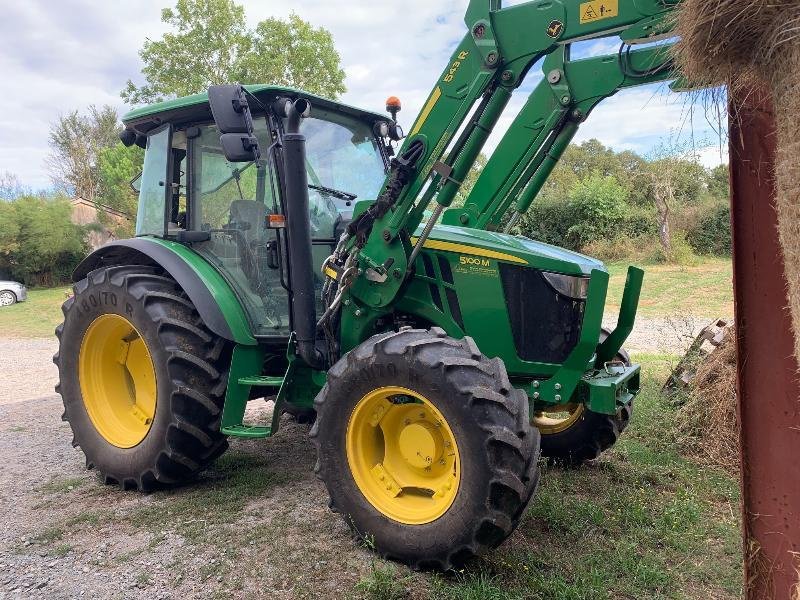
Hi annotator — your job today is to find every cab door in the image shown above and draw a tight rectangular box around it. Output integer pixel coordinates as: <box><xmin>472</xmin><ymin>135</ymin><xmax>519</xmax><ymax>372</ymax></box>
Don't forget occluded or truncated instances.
<box><xmin>187</xmin><ymin>122</ymin><xmax>291</xmax><ymax>338</ymax></box>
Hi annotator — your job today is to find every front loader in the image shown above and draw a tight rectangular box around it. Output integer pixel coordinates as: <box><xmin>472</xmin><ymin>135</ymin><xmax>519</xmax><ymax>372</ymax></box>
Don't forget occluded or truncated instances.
<box><xmin>55</xmin><ymin>0</ymin><xmax>681</xmax><ymax>569</ymax></box>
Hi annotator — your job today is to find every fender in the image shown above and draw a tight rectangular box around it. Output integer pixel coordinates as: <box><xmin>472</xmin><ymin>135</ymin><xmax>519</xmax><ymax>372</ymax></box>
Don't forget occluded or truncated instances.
<box><xmin>73</xmin><ymin>238</ymin><xmax>257</xmax><ymax>346</ymax></box>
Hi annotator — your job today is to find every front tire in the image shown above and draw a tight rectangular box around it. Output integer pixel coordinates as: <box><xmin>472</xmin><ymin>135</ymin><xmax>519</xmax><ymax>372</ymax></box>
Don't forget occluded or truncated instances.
<box><xmin>54</xmin><ymin>265</ymin><xmax>231</xmax><ymax>491</ymax></box>
<box><xmin>535</xmin><ymin>336</ymin><xmax>633</xmax><ymax>466</ymax></box>
<box><xmin>311</xmin><ymin>328</ymin><xmax>539</xmax><ymax>570</ymax></box>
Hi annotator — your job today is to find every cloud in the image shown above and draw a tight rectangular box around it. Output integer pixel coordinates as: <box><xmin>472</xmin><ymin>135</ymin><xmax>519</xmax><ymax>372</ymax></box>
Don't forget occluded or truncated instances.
<box><xmin>1</xmin><ymin>0</ymin><xmax>726</xmax><ymax>190</ymax></box>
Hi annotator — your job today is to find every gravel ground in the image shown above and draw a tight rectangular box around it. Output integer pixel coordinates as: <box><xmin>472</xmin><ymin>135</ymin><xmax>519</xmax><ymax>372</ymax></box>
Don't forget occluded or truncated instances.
<box><xmin>0</xmin><ymin>316</ymin><xmax>724</xmax><ymax>598</ymax></box>
<box><xmin>0</xmin><ymin>338</ymin><xmax>60</xmax><ymax>406</ymax></box>
<box><xmin>0</xmin><ymin>393</ymin><xmax>373</xmax><ymax>599</ymax></box>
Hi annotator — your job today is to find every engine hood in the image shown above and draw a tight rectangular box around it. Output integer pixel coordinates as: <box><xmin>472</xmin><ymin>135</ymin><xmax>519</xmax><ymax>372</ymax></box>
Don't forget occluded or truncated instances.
<box><xmin>417</xmin><ymin>224</ymin><xmax>606</xmax><ymax>276</ymax></box>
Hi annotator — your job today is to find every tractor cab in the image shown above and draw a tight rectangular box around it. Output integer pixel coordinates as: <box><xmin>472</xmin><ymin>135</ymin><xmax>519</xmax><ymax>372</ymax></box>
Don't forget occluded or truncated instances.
<box><xmin>121</xmin><ymin>85</ymin><xmax>393</xmax><ymax>338</ymax></box>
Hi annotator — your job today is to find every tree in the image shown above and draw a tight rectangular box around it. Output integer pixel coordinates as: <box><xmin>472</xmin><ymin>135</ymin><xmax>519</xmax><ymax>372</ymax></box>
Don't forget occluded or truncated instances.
<box><xmin>47</xmin><ymin>105</ymin><xmax>120</xmax><ymax>203</ymax></box>
<box><xmin>0</xmin><ymin>195</ymin><xmax>88</xmax><ymax>286</ymax></box>
<box><xmin>453</xmin><ymin>153</ymin><xmax>488</xmax><ymax>207</ymax></box>
<box><xmin>122</xmin><ymin>0</ymin><xmax>346</xmax><ymax>105</ymax></box>
<box><xmin>0</xmin><ymin>172</ymin><xmax>26</xmax><ymax>201</ymax></box>
<box><xmin>96</xmin><ymin>143</ymin><xmax>145</xmax><ymax>237</ymax></box>
<box><xmin>646</xmin><ymin>159</ymin><xmax>675</xmax><ymax>253</ymax></box>
<box><xmin>707</xmin><ymin>164</ymin><xmax>730</xmax><ymax>201</ymax></box>
<box><xmin>538</xmin><ymin>139</ymin><xmax>649</xmax><ymax>205</ymax></box>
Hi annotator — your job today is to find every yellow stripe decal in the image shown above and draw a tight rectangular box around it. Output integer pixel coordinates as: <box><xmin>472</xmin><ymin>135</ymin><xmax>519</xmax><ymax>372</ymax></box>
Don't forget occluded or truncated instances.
<box><xmin>409</xmin><ymin>87</ymin><xmax>442</xmax><ymax>136</ymax></box>
<box><xmin>411</xmin><ymin>238</ymin><xmax>528</xmax><ymax>265</ymax></box>
<box><xmin>324</xmin><ymin>266</ymin><xmax>338</xmax><ymax>280</ymax></box>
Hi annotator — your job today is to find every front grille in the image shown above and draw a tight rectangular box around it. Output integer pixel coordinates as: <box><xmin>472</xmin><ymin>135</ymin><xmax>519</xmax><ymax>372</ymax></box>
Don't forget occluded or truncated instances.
<box><xmin>499</xmin><ymin>264</ymin><xmax>585</xmax><ymax>364</ymax></box>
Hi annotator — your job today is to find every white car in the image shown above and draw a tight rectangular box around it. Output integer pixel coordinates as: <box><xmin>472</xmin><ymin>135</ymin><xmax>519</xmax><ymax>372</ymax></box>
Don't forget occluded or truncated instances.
<box><xmin>0</xmin><ymin>281</ymin><xmax>27</xmax><ymax>306</ymax></box>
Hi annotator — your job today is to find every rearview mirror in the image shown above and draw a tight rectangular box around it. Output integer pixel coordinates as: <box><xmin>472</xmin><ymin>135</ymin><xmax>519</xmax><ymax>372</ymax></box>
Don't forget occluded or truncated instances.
<box><xmin>208</xmin><ymin>84</ymin><xmax>261</xmax><ymax>163</ymax></box>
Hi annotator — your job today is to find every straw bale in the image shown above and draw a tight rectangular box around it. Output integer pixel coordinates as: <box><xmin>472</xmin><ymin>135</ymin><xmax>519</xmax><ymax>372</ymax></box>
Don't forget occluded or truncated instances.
<box><xmin>674</xmin><ymin>0</ymin><xmax>800</xmax><ymax>364</ymax></box>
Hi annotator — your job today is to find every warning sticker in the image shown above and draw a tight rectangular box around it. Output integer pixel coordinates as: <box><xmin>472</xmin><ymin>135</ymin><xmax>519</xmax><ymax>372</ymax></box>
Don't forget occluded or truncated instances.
<box><xmin>579</xmin><ymin>0</ymin><xmax>618</xmax><ymax>24</ymax></box>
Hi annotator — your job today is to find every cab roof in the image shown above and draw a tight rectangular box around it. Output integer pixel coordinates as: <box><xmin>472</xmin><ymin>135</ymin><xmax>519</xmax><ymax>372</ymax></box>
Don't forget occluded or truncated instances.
<box><xmin>122</xmin><ymin>84</ymin><xmax>389</xmax><ymax>135</ymax></box>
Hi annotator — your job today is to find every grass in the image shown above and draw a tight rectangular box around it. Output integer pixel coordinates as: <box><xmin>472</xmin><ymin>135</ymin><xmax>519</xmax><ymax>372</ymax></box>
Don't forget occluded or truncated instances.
<box><xmin>38</xmin><ymin>476</ymin><xmax>86</xmax><ymax>494</ymax></box>
<box><xmin>358</xmin><ymin>354</ymin><xmax>742</xmax><ymax>600</ymax></box>
<box><xmin>607</xmin><ymin>258</ymin><xmax>734</xmax><ymax>318</ymax></box>
<box><xmin>0</xmin><ymin>286</ymin><xmax>70</xmax><ymax>338</ymax></box>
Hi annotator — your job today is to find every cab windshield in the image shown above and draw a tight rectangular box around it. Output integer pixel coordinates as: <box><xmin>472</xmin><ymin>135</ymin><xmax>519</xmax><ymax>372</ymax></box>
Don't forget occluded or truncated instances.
<box><xmin>302</xmin><ymin>109</ymin><xmax>387</xmax><ymax>208</ymax></box>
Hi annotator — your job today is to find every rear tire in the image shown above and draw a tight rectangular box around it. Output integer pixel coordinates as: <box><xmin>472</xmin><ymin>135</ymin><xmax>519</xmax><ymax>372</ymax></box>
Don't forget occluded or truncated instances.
<box><xmin>54</xmin><ymin>265</ymin><xmax>231</xmax><ymax>491</ymax></box>
<box><xmin>311</xmin><ymin>327</ymin><xmax>539</xmax><ymax>570</ymax></box>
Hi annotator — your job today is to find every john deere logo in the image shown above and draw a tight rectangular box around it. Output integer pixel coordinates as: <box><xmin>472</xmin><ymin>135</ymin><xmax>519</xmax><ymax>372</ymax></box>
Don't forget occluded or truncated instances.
<box><xmin>546</xmin><ymin>20</ymin><xmax>564</xmax><ymax>38</ymax></box>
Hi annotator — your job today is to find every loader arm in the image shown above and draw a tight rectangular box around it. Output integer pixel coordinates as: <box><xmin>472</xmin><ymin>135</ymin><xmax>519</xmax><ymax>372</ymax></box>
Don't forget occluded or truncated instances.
<box><xmin>342</xmin><ymin>0</ymin><xmax>681</xmax><ymax>312</ymax></box>
<box><xmin>442</xmin><ymin>42</ymin><xmax>678</xmax><ymax>231</ymax></box>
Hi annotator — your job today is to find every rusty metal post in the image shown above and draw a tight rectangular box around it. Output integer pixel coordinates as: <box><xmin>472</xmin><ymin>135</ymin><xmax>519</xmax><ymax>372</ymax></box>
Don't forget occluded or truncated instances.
<box><xmin>730</xmin><ymin>85</ymin><xmax>800</xmax><ymax>599</ymax></box>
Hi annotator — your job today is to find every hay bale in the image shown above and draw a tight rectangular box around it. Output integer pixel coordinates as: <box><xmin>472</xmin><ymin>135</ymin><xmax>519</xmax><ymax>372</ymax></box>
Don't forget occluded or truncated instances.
<box><xmin>675</xmin><ymin>326</ymin><xmax>739</xmax><ymax>473</ymax></box>
<box><xmin>674</xmin><ymin>1</ymin><xmax>800</xmax><ymax>365</ymax></box>
<box><xmin>673</xmin><ymin>0</ymin><xmax>800</xmax><ymax>89</ymax></box>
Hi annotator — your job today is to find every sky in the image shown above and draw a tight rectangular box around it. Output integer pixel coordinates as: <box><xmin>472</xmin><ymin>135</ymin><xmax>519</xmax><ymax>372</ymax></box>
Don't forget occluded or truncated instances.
<box><xmin>0</xmin><ymin>0</ymin><xmax>728</xmax><ymax>191</ymax></box>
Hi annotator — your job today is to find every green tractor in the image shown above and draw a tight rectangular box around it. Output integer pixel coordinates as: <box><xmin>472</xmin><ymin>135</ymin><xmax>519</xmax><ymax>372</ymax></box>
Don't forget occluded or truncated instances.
<box><xmin>55</xmin><ymin>0</ymin><xmax>679</xmax><ymax>569</ymax></box>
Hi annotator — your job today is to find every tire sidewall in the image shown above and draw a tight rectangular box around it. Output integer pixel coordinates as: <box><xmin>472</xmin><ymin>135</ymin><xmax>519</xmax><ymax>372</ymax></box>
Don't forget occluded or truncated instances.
<box><xmin>59</xmin><ymin>274</ymin><xmax>175</xmax><ymax>477</ymax></box>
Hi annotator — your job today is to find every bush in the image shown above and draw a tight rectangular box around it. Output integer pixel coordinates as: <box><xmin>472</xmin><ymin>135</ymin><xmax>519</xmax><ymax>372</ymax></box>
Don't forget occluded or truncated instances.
<box><xmin>621</xmin><ymin>205</ymin><xmax>658</xmax><ymax>238</ymax></box>
<box><xmin>564</xmin><ymin>173</ymin><xmax>629</xmax><ymax>249</ymax></box>
<box><xmin>582</xmin><ymin>235</ymin><xmax>657</xmax><ymax>262</ymax></box>
<box><xmin>519</xmin><ymin>198</ymin><xmax>579</xmax><ymax>249</ymax></box>
<box><xmin>520</xmin><ymin>173</ymin><xmax>631</xmax><ymax>251</ymax></box>
<box><xmin>650</xmin><ymin>233</ymin><xmax>699</xmax><ymax>266</ymax></box>
<box><xmin>687</xmin><ymin>203</ymin><xmax>732</xmax><ymax>255</ymax></box>
<box><xmin>0</xmin><ymin>195</ymin><xmax>88</xmax><ymax>287</ymax></box>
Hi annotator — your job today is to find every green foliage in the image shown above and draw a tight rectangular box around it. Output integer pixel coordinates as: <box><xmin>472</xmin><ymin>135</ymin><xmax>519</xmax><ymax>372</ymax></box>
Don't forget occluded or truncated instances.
<box><xmin>519</xmin><ymin>197</ymin><xmax>577</xmax><ymax>249</ymax></box>
<box><xmin>432</xmin><ymin>572</ymin><xmax>512</xmax><ymax>600</ymax></box>
<box><xmin>122</xmin><ymin>0</ymin><xmax>346</xmax><ymax>104</ymax></box>
<box><xmin>517</xmin><ymin>138</ymin><xmax>731</xmax><ymax>261</ymax></box>
<box><xmin>687</xmin><ymin>203</ymin><xmax>732</xmax><ymax>255</ymax></box>
<box><xmin>355</xmin><ymin>563</ymin><xmax>410</xmax><ymax>600</ymax></box>
<box><xmin>97</xmin><ymin>143</ymin><xmax>144</xmax><ymax>237</ymax></box>
<box><xmin>0</xmin><ymin>195</ymin><xmax>88</xmax><ymax>286</ymax></box>
<box><xmin>707</xmin><ymin>163</ymin><xmax>730</xmax><ymax>201</ymax></box>
<box><xmin>645</xmin><ymin>156</ymin><xmax>707</xmax><ymax>205</ymax></box>
<box><xmin>453</xmin><ymin>153</ymin><xmax>487</xmax><ymax>208</ymax></box>
<box><xmin>539</xmin><ymin>139</ymin><xmax>649</xmax><ymax>205</ymax></box>
<box><xmin>564</xmin><ymin>173</ymin><xmax>628</xmax><ymax>248</ymax></box>
<box><xmin>47</xmin><ymin>105</ymin><xmax>120</xmax><ymax>199</ymax></box>
<box><xmin>521</xmin><ymin>173</ymin><xmax>628</xmax><ymax>250</ymax></box>
<box><xmin>651</xmin><ymin>233</ymin><xmax>699</xmax><ymax>266</ymax></box>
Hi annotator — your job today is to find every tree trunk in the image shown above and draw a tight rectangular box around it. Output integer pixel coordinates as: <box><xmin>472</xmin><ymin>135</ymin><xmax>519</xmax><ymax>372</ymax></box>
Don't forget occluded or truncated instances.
<box><xmin>658</xmin><ymin>211</ymin><xmax>671</xmax><ymax>253</ymax></box>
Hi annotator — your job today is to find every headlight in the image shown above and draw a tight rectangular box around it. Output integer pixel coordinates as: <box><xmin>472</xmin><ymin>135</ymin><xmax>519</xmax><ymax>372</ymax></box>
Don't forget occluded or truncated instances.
<box><xmin>542</xmin><ymin>271</ymin><xmax>590</xmax><ymax>300</ymax></box>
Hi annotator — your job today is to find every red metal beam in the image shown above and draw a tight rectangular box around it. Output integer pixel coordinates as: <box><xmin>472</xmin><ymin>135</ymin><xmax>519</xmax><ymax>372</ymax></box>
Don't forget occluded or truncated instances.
<box><xmin>730</xmin><ymin>86</ymin><xmax>800</xmax><ymax>599</ymax></box>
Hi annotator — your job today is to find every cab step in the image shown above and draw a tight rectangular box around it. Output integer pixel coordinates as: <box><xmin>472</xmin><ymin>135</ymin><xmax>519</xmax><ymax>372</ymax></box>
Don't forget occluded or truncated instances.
<box><xmin>220</xmin><ymin>424</ymin><xmax>272</xmax><ymax>438</ymax></box>
<box><xmin>221</xmin><ymin>343</ymin><xmax>298</xmax><ymax>440</ymax></box>
<box><xmin>238</xmin><ymin>375</ymin><xmax>284</xmax><ymax>387</ymax></box>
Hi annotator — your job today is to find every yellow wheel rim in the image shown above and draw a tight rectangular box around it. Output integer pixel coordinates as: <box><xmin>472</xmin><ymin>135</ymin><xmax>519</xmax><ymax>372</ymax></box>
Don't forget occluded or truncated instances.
<box><xmin>533</xmin><ymin>403</ymin><xmax>584</xmax><ymax>435</ymax></box>
<box><xmin>346</xmin><ymin>386</ymin><xmax>460</xmax><ymax>525</ymax></box>
<box><xmin>78</xmin><ymin>314</ymin><xmax>157</xmax><ymax>448</ymax></box>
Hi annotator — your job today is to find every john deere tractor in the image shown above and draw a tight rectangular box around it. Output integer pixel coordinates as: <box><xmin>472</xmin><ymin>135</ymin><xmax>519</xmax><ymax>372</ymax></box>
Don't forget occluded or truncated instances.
<box><xmin>55</xmin><ymin>0</ymin><xmax>680</xmax><ymax>568</ymax></box>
